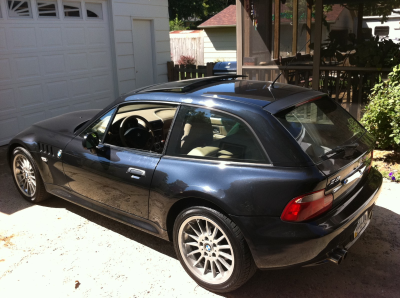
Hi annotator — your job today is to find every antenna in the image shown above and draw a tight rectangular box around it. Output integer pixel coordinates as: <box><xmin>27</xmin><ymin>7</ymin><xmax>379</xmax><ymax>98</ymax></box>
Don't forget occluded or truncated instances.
<box><xmin>269</xmin><ymin>39</ymin><xmax>311</xmax><ymax>89</ymax></box>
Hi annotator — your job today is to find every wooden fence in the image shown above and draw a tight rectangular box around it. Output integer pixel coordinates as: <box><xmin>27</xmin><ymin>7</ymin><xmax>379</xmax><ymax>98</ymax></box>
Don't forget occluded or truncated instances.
<box><xmin>170</xmin><ymin>33</ymin><xmax>204</xmax><ymax>66</ymax></box>
<box><xmin>167</xmin><ymin>62</ymin><xmax>216</xmax><ymax>82</ymax></box>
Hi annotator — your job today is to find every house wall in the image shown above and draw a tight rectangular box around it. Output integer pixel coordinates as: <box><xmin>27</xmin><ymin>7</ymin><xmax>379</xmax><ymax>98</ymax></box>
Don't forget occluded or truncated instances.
<box><xmin>203</xmin><ymin>27</ymin><xmax>237</xmax><ymax>63</ymax></box>
<box><xmin>363</xmin><ymin>16</ymin><xmax>400</xmax><ymax>41</ymax></box>
<box><xmin>110</xmin><ymin>0</ymin><xmax>170</xmax><ymax>94</ymax></box>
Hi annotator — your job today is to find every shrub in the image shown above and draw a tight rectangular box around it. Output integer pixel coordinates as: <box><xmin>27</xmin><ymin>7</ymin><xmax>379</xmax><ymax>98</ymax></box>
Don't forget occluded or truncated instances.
<box><xmin>177</xmin><ymin>55</ymin><xmax>196</xmax><ymax>66</ymax></box>
<box><xmin>361</xmin><ymin>65</ymin><xmax>400</xmax><ymax>149</ymax></box>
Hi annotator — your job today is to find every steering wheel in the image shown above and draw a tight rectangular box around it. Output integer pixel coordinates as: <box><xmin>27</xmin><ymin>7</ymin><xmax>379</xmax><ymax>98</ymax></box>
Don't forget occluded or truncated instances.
<box><xmin>119</xmin><ymin>115</ymin><xmax>155</xmax><ymax>150</ymax></box>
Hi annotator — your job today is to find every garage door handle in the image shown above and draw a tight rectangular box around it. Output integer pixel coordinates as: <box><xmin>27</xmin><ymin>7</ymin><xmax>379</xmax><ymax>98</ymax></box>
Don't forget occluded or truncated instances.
<box><xmin>127</xmin><ymin>167</ymin><xmax>145</xmax><ymax>178</ymax></box>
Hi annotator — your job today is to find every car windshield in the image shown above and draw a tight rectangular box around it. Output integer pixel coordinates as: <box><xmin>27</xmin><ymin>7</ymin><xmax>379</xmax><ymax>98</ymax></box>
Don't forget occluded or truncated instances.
<box><xmin>275</xmin><ymin>97</ymin><xmax>366</xmax><ymax>164</ymax></box>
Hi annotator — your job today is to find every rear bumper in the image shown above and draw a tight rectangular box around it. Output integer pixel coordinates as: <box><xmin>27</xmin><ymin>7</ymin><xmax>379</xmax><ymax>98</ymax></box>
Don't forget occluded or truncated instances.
<box><xmin>231</xmin><ymin>167</ymin><xmax>383</xmax><ymax>269</ymax></box>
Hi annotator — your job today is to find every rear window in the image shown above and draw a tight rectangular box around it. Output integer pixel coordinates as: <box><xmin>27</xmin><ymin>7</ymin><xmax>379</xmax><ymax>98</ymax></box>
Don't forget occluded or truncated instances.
<box><xmin>275</xmin><ymin>97</ymin><xmax>365</xmax><ymax>164</ymax></box>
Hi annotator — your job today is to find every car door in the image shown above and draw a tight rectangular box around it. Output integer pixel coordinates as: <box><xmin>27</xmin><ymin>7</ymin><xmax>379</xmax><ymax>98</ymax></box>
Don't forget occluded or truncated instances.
<box><xmin>63</xmin><ymin>103</ymin><xmax>178</xmax><ymax>219</ymax></box>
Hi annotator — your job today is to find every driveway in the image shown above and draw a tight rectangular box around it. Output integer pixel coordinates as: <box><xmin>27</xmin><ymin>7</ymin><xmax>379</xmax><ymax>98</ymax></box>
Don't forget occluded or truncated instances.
<box><xmin>1</xmin><ymin>145</ymin><xmax>399</xmax><ymax>298</ymax></box>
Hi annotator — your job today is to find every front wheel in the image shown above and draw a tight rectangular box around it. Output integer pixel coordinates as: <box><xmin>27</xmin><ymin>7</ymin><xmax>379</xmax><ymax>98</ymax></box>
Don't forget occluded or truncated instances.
<box><xmin>173</xmin><ymin>206</ymin><xmax>256</xmax><ymax>293</ymax></box>
<box><xmin>12</xmin><ymin>146</ymin><xmax>51</xmax><ymax>203</ymax></box>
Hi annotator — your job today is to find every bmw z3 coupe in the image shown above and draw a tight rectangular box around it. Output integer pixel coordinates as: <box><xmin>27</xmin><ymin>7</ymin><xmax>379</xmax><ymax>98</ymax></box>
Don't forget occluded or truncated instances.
<box><xmin>8</xmin><ymin>76</ymin><xmax>382</xmax><ymax>292</ymax></box>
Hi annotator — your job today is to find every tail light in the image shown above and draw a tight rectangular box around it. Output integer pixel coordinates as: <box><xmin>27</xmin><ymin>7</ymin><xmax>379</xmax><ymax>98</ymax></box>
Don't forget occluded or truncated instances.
<box><xmin>281</xmin><ymin>189</ymin><xmax>333</xmax><ymax>222</ymax></box>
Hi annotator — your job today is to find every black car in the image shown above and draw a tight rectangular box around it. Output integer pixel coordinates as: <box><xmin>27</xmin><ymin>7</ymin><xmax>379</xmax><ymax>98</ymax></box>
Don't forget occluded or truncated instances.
<box><xmin>8</xmin><ymin>76</ymin><xmax>382</xmax><ymax>293</ymax></box>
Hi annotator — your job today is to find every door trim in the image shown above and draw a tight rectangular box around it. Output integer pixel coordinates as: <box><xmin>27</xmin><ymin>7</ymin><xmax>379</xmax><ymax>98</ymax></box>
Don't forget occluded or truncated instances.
<box><xmin>131</xmin><ymin>17</ymin><xmax>157</xmax><ymax>87</ymax></box>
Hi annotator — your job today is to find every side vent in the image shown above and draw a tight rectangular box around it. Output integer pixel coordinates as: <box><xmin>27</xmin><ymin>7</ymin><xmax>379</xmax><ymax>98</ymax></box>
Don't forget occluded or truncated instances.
<box><xmin>39</xmin><ymin>142</ymin><xmax>55</xmax><ymax>157</ymax></box>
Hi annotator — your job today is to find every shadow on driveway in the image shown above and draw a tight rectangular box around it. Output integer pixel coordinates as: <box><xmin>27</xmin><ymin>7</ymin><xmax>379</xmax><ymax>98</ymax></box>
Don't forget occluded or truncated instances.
<box><xmin>42</xmin><ymin>196</ymin><xmax>399</xmax><ymax>298</ymax></box>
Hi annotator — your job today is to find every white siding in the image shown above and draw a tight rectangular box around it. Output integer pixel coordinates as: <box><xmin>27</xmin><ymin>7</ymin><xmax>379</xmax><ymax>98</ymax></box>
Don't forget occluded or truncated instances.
<box><xmin>0</xmin><ymin>0</ymin><xmax>115</xmax><ymax>146</ymax></box>
<box><xmin>111</xmin><ymin>0</ymin><xmax>170</xmax><ymax>94</ymax></box>
<box><xmin>203</xmin><ymin>27</ymin><xmax>236</xmax><ymax>63</ymax></box>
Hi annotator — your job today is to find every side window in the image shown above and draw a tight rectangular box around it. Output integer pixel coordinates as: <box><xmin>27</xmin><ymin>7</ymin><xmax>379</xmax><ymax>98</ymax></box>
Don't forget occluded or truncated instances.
<box><xmin>103</xmin><ymin>103</ymin><xmax>178</xmax><ymax>153</ymax></box>
<box><xmin>167</xmin><ymin>106</ymin><xmax>266</xmax><ymax>163</ymax></box>
<box><xmin>80</xmin><ymin>108</ymin><xmax>116</xmax><ymax>141</ymax></box>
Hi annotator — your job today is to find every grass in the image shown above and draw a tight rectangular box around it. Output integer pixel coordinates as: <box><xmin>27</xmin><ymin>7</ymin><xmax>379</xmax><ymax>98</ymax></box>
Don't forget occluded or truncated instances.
<box><xmin>373</xmin><ymin>150</ymin><xmax>400</xmax><ymax>182</ymax></box>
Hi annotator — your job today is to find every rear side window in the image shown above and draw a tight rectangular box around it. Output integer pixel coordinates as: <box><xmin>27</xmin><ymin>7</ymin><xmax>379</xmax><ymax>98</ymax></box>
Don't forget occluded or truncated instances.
<box><xmin>167</xmin><ymin>106</ymin><xmax>267</xmax><ymax>163</ymax></box>
<box><xmin>275</xmin><ymin>97</ymin><xmax>366</xmax><ymax>164</ymax></box>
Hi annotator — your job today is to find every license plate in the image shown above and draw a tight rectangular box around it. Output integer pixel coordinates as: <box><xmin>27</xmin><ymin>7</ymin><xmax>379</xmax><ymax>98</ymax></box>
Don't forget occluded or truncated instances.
<box><xmin>354</xmin><ymin>211</ymin><xmax>369</xmax><ymax>238</ymax></box>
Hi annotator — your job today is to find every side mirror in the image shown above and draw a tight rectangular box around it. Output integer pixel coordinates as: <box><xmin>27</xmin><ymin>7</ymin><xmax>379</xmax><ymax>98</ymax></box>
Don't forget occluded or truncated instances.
<box><xmin>82</xmin><ymin>132</ymin><xmax>100</xmax><ymax>150</ymax></box>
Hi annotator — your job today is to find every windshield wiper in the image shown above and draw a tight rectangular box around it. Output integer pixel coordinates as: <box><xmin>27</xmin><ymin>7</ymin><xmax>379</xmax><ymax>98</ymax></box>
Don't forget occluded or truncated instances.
<box><xmin>320</xmin><ymin>143</ymin><xmax>359</xmax><ymax>161</ymax></box>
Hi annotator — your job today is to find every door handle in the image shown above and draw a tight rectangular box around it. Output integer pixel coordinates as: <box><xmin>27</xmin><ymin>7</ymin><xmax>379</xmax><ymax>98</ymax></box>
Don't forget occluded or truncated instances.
<box><xmin>127</xmin><ymin>167</ymin><xmax>145</xmax><ymax>178</ymax></box>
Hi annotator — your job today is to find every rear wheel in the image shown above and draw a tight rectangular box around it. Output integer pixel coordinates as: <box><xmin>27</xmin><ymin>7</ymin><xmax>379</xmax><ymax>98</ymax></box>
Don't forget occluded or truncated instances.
<box><xmin>12</xmin><ymin>147</ymin><xmax>51</xmax><ymax>203</ymax></box>
<box><xmin>173</xmin><ymin>206</ymin><xmax>256</xmax><ymax>293</ymax></box>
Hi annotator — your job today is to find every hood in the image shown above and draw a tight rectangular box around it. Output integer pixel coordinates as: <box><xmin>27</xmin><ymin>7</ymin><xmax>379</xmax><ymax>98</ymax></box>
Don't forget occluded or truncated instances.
<box><xmin>33</xmin><ymin>109</ymin><xmax>101</xmax><ymax>136</ymax></box>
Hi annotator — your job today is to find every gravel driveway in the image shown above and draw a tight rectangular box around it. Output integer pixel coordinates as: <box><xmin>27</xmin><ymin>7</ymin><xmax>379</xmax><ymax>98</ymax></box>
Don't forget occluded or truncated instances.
<box><xmin>1</xmin><ymin>145</ymin><xmax>399</xmax><ymax>298</ymax></box>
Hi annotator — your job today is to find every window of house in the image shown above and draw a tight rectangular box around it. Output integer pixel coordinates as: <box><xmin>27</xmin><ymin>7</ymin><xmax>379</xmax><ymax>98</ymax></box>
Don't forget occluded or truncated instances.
<box><xmin>166</xmin><ymin>106</ymin><xmax>267</xmax><ymax>163</ymax></box>
<box><xmin>375</xmin><ymin>26</ymin><xmax>390</xmax><ymax>37</ymax></box>
<box><xmin>85</xmin><ymin>2</ymin><xmax>102</xmax><ymax>19</ymax></box>
<box><xmin>7</xmin><ymin>0</ymin><xmax>32</xmax><ymax>18</ymax></box>
<box><xmin>37</xmin><ymin>1</ymin><xmax>58</xmax><ymax>17</ymax></box>
<box><xmin>63</xmin><ymin>2</ymin><xmax>81</xmax><ymax>17</ymax></box>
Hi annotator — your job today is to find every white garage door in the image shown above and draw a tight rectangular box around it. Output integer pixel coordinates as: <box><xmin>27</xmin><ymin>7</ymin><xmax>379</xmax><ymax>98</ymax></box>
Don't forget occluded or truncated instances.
<box><xmin>0</xmin><ymin>0</ymin><xmax>116</xmax><ymax>146</ymax></box>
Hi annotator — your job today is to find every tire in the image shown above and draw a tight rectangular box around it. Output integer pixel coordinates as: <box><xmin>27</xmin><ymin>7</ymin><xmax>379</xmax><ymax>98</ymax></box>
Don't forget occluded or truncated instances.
<box><xmin>173</xmin><ymin>206</ymin><xmax>257</xmax><ymax>293</ymax></box>
<box><xmin>11</xmin><ymin>146</ymin><xmax>51</xmax><ymax>203</ymax></box>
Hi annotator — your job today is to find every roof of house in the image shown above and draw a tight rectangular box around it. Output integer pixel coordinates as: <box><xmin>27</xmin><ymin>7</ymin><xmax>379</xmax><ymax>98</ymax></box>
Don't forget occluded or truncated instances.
<box><xmin>198</xmin><ymin>4</ymin><xmax>345</xmax><ymax>28</ymax></box>
<box><xmin>198</xmin><ymin>5</ymin><xmax>236</xmax><ymax>28</ymax></box>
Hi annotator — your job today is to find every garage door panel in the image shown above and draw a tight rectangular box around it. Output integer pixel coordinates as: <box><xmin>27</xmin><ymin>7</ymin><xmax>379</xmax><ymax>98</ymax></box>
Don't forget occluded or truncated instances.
<box><xmin>92</xmin><ymin>74</ymin><xmax>112</xmax><ymax>93</ymax></box>
<box><xmin>22</xmin><ymin>111</ymin><xmax>46</xmax><ymax>129</ymax></box>
<box><xmin>48</xmin><ymin>106</ymin><xmax>70</xmax><ymax>119</ymax></box>
<box><xmin>65</xmin><ymin>27</ymin><xmax>86</xmax><ymax>46</ymax></box>
<box><xmin>0</xmin><ymin>117</ymin><xmax>20</xmax><ymax>144</ymax></box>
<box><xmin>87</xmin><ymin>27</ymin><xmax>108</xmax><ymax>45</ymax></box>
<box><xmin>18</xmin><ymin>84</ymin><xmax>45</xmax><ymax>108</ymax></box>
<box><xmin>0</xmin><ymin>29</ymin><xmax>7</xmax><ymax>50</ymax></box>
<box><xmin>39</xmin><ymin>27</ymin><xmax>63</xmax><ymax>47</ymax></box>
<box><xmin>42</xmin><ymin>54</ymin><xmax>66</xmax><ymax>75</ymax></box>
<box><xmin>15</xmin><ymin>57</ymin><xmax>41</xmax><ymax>79</ymax></box>
<box><xmin>70</xmin><ymin>77</ymin><xmax>90</xmax><ymax>97</ymax></box>
<box><xmin>10</xmin><ymin>27</ymin><xmax>37</xmax><ymax>49</ymax></box>
<box><xmin>45</xmin><ymin>81</ymin><xmax>69</xmax><ymax>102</ymax></box>
<box><xmin>73</xmin><ymin>100</ymin><xmax>93</xmax><ymax>111</ymax></box>
<box><xmin>0</xmin><ymin>89</ymin><xmax>16</xmax><ymax>112</ymax></box>
<box><xmin>0</xmin><ymin>58</ymin><xmax>12</xmax><ymax>81</ymax></box>
<box><xmin>0</xmin><ymin>1</ymin><xmax>115</xmax><ymax>146</ymax></box>
<box><xmin>67</xmin><ymin>52</ymin><xmax>88</xmax><ymax>72</ymax></box>
<box><xmin>88</xmin><ymin>51</ymin><xmax>110</xmax><ymax>70</ymax></box>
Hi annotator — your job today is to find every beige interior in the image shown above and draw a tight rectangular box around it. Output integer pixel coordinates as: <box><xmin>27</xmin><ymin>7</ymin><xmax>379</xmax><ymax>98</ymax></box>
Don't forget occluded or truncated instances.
<box><xmin>187</xmin><ymin>146</ymin><xmax>234</xmax><ymax>159</ymax></box>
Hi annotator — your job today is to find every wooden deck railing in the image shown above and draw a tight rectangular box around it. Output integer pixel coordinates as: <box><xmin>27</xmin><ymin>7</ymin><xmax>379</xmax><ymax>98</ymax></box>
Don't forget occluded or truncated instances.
<box><xmin>167</xmin><ymin>62</ymin><xmax>216</xmax><ymax>82</ymax></box>
<box><xmin>242</xmin><ymin>65</ymin><xmax>392</xmax><ymax>120</ymax></box>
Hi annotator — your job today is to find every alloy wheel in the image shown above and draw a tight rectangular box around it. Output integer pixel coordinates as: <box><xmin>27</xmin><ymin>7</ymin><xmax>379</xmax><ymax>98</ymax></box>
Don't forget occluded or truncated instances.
<box><xmin>178</xmin><ymin>216</ymin><xmax>234</xmax><ymax>284</ymax></box>
<box><xmin>13</xmin><ymin>154</ymin><xmax>36</xmax><ymax>197</ymax></box>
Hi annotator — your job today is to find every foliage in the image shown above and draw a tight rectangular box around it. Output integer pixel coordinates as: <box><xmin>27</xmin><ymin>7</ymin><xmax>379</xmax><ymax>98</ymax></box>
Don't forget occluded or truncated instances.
<box><xmin>349</xmin><ymin>37</ymin><xmax>400</xmax><ymax>68</ymax></box>
<box><xmin>177</xmin><ymin>55</ymin><xmax>196</xmax><ymax>66</ymax></box>
<box><xmin>214</xmin><ymin>58</ymin><xmax>226</xmax><ymax>62</ymax></box>
<box><xmin>169</xmin><ymin>15</ymin><xmax>188</xmax><ymax>31</ymax></box>
<box><xmin>361</xmin><ymin>65</ymin><xmax>400</xmax><ymax>149</ymax></box>
<box><xmin>168</xmin><ymin>0</ymin><xmax>235</xmax><ymax>24</ymax></box>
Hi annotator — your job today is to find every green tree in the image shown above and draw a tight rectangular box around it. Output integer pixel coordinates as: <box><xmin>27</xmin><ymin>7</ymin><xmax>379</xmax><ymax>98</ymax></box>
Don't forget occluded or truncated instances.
<box><xmin>169</xmin><ymin>15</ymin><xmax>188</xmax><ymax>31</ymax></box>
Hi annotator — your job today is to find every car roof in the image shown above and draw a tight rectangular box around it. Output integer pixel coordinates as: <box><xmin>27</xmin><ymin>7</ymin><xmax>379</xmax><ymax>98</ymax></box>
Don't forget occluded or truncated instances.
<box><xmin>120</xmin><ymin>75</ymin><xmax>323</xmax><ymax>112</ymax></box>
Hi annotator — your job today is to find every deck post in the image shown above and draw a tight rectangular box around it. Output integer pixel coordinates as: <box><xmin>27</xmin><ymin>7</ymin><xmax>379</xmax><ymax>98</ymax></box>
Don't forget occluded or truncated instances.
<box><xmin>273</xmin><ymin>0</ymin><xmax>280</xmax><ymax>60</ymax></box>
<box><xmin>292</xmin><ymin>0</ymin><xmax>298</xmax><ymax>56</ymax></box>
<box><xmin>312</xmin><ymin>0</ymin><xmax>323</xmax><ymax>90</ymax></box>
<box><xmin>306</xmin><ymin>0</ymin><xmax>313</xmax><ymax>54</ymax></box>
